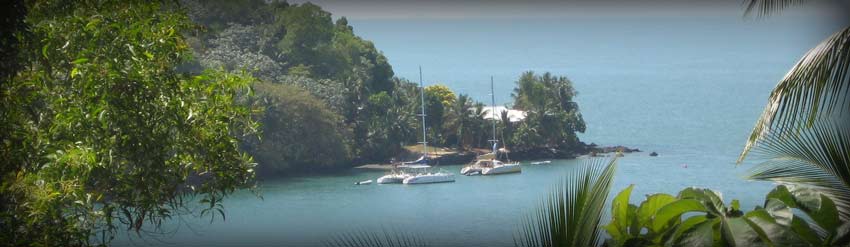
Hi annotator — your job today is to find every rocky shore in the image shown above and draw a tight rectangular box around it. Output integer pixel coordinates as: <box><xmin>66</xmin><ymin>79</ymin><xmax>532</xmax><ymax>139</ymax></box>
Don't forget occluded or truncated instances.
<box><xmin>507</xmin><ymin>142</ymin><xmax>641</xmax><ymax>160</ymax></box>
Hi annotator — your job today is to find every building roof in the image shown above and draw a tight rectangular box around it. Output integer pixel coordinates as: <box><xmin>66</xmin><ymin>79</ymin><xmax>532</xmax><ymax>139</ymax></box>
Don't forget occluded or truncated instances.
<box><xmin>480</xmin><ymin>106</ymin><xmax>527</xmax><ymax>122</ymax></box>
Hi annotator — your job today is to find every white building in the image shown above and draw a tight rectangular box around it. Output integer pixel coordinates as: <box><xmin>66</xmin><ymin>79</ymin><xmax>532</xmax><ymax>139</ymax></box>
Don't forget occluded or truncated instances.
<box><xmin>480</xmin><ymin>106</ymin><xmax>526</xmax><ymax>123</ymax></box>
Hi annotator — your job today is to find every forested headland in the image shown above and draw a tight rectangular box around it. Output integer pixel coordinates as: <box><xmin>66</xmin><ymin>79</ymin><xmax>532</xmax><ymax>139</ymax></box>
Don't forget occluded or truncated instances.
<box><xmin>178</xmin><ymin>0</ymin><xmax>593</xmax><ymax>174</ymax></box>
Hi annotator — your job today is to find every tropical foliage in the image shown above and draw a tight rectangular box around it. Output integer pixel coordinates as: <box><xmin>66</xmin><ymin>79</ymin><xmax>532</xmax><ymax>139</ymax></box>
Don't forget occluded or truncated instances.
<box><xmin>605</xmin><ymin>184</ymin><xmax>849</xmax><ymax>247</ymax></box>
<box><xmin>182</xmin><ymin>0</ymin><xmax>589</xmax><ymax>172</ymax></box>
<box><xmin>243</xmin><ymin>82</ymin><xmax>351</xmax><ymax>173</ymax></box>
<box><xmin>326</xmin><ymin>228</ymin><xmax>430</xmax><ymax>247</ymax></box>
<box><xmin>515</xmin><ymin>157</ymin><xmax>618</xmax><ymax>247</ymax></box>
<box><xmin>1</xmin><ymin>1</ymin><xmax>259</xmax><ymax>245</ymax></box>
<box><xmin>511</xmin><ymin>72</ymin><xmax>586</xmax><ymax>152</ymax></box>
<box><xmin>737</xmin><ymin>0</ymin><xmax>850</xmax><ymax>227</ymax></box>
<box><xmin>184</xmin><ymin>0</ymin><xmax>407</xmax><ymax>167</ymax></box>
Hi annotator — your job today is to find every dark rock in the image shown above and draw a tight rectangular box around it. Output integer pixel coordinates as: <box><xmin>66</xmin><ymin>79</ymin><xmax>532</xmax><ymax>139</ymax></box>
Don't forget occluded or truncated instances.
<box><xmin>650</xmin><ymin>151</ymin><xmax>658</xmax><ymax>157</ymax></box>
<box><xmin>588</xmin><ymin>145</ymin><xmax>641</xmax><ymax>154</ymax></box>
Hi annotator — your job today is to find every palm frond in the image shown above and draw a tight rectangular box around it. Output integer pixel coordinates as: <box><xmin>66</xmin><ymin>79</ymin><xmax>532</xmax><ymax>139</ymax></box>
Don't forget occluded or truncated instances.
<box><xmin>743</xmin><ymin>0</ymin><xmax>810</xmax><ymax>18</ymax></box>
<box><xmin>325</xmin><ymin>227</ymin><xmax>429</xmax><ymax>247</ymax></box>
<box><xmin>515</xmin><ymin>156</ymin><xmax>619</xmax><ymax>247</ymax></box>
<box><xmin>739</xmin><ymin>26</ymin><xmax>850</xmax><ymax>163</ymax></box>
<box><xmin>746</xmin><ymin>118</ymin><xmax>850</xmax><ymax>220</ymax></box>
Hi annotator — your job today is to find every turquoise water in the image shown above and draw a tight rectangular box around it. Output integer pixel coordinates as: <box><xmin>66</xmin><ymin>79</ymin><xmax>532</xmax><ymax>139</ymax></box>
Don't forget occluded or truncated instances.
<box><xmin>115</xmin><ymin>15</ymin><xmax>847</xmax><ymax>247</ymax></box>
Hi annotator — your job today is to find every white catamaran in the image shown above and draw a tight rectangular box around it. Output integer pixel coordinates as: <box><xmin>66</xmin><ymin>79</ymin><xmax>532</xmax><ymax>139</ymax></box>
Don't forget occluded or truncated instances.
<box><xmin>460</xmin><ymin>77</ymin><xmax>521</xmax><ymax>176</ymax></box>
<box><xmin>377</xmin><ymin>67</ymin><xmax>454</xmax><ymax>184</ymax></box>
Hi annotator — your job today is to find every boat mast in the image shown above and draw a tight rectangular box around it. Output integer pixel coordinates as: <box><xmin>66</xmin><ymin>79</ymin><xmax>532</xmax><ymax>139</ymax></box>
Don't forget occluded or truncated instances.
<box><xmin>419</xmin><ymin>66</ymin><xmax>428</xmax><ymax>157</ymax></box>
<box><xmin>489</xmin><ymin>76</ymin><xmax>498</xmax><ymax>155</ymax></box>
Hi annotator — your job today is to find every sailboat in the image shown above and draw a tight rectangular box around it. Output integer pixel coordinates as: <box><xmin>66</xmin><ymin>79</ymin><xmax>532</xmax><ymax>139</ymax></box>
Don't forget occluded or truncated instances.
<box><xmin>460</xmin><ymin>77</ymin><xmax>521</xmax><ymax>176</ymax></box>
<box><xmin>377</xmin><ymin>67</ymin><xmax>454</xmax><ymax>184</ymax></box>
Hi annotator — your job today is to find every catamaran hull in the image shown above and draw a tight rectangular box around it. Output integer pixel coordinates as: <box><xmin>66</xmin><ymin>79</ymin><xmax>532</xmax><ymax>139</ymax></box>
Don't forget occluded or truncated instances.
<box><xmin>460</xmin><ymin>166</ymin><xmax>482</xmax><ymax>176</ymax></box>
<box><xmin>481</xmin><ymin>163</ymin><xmax>521</xmax><ymax>175</ymax></box>
<box><xmin>377</xmin><ymin>174</ymin><xmax>408</xmax><ymax>184</ymax></box>
<box><xmin>403</xmin><ymin>174</ymin><xmax>455</xmax><ymax>184</ymax></box>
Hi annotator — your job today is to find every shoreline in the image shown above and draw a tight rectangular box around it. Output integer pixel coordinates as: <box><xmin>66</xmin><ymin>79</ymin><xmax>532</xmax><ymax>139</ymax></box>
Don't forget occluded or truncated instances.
<box><xmin>353</xmin><ymin>143</ymin><xmax>642</xmax><ymax>170</ymax></box>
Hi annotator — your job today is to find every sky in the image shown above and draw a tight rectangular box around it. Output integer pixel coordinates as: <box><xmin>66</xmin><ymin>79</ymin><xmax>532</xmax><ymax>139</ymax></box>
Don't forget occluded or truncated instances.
<box><xmin>285</xmin><ymin>0</ymin><xmax>850</xmax><ymax>21</ymax></box>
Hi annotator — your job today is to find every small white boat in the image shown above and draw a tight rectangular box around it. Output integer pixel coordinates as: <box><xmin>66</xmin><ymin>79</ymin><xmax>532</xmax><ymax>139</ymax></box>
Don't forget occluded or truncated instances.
<box><xmin>530</xmin><ymin>160</ymin><xmax>551</xmax><ymax>165</ymax></box>
<box><xmin>355</xmin><ymin>180</ymin><xmax>373</xmax><ymax>185</ymax></box>
<box><xmin>403</xmin><ymin>168</ymin><xmax>455</xmax><ymax>184</ymax></box>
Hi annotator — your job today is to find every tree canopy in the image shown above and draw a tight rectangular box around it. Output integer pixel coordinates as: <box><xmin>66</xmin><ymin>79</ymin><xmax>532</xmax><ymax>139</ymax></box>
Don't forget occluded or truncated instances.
<box><xmin>1</xmin><ymin>1</ymin><xmax>259</xmax><ymax>245</ymax></box>
<box><xmin>511</xmin><ymin>71</ymin><xmax>586</xmax><ymax>151</ymax></box>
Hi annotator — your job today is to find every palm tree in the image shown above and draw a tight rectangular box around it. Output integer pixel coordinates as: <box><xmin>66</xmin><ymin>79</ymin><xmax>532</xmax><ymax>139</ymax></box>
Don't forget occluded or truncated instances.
<box><xmin>453</xmin><ymin>94</ymin><xmax>472</xmax><ymax>149</ymax></box>
<box><xmin>515</xmin><ymin>157</ymin><xmax>618</xmax><ymax>247</ymax></box>
<box><xmin>500</xmin><ymin>109</ymin><xmax>514</xmax><ymax>148</ymax></box>
<box><xmin>325</xmin><ymin>227</ymin><xmax>429</xmax><ymax>247</ymax></box>
<box><xmin>470</xmin><ymin>102</ymin><xmax>488</xmax><ymax>148</ymax></box>
<box><xmin>738</xmin><ymin>0</ymin><xmax>850</xmax><ymax>220</ymax></box>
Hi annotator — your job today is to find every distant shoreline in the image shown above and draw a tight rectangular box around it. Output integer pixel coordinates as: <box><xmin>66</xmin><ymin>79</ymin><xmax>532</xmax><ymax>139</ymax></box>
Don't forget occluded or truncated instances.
<box><xmin>353</xmin><ymin>143</ymin><xmax>642</xmax><ymax>170</ymax></box>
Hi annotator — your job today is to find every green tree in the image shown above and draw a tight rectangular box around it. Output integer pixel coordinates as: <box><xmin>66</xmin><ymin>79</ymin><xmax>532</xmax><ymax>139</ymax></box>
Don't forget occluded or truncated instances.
<box><xmin>511</xmin><ymin>71</ymin><xmax>585</xmax><ymax>151</ymax></box>
<box><xmin>424</xmin><ymin>88</ymin><xmax>446</xmax><ymax>146</ymax></box>
<box><xmin>184</xmin><ymin>1</ymin><xmax>400</xmax><ymax>164</ymax></box>
<box><xmin>181</xmin><ymin>0</ymin><xmax>273</xmax><ymax>34</ymax></box>
<box><xmin>499</xmin><ymin>109</ymin><xmax>516</xmax><ymax>148</ymax></box>
<box><xmin>470</xmin><ymin>102</ymin><xmax>490</xmax><ymax>148</ymax></box>
<box><xmin>453</xmin><ymin>94</ymin><xmax>473</xmax><ymax>149</ymax></box>
<box><xmin>425</xmin><ymin>84</ymin><xmax>457</xmax><ymax>110</ymax></box>
<box><xmin>424</xmin><ymin>85</ymin><xmax>456</xmax><ymax>146</ymax></box>
<box><xmin>0</xmin><ymin>1</ymin><xmax>259</xmax><ymax>245</ymax></box>
<box><xmin>246</xmin><ymin>82</ymin><xmax>351</xmax><ymax>173</ymax></box>
<box><xmin>275</xmin><ymin>2</ymin><xmax>334</xmax><ymax>70</ymax></box>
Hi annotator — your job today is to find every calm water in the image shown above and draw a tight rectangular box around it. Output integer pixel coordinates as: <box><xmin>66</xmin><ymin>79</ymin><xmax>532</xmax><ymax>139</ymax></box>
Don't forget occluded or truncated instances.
<box><xmin>116</xmin><ymin>14</ymin><xmax>847</xmax><ymax>247</ymax></box>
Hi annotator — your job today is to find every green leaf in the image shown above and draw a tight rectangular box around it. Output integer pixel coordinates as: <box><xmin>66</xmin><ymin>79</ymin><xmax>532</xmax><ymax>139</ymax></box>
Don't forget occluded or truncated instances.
<box><xmin>85</xmin><ymin>19</ymin><xmax>100</xmax><ymax>30</ymax></box>
<box><xmin>516</xmin><ymin>157</ymin><xmax>618</xmax><ymax>247</ymax></box>
<box><xmin>72</xmin><ymin>58</ymin><xmax>89</xmax><ymax>64</ymax></box>
<box><xmin>739</xmin><ymin>26</ymin><xmax>850</xmax><ymax>163</ymax></box>
<box><xmin>744</xmin><ymin>0</ymin><xmax>811</xmax><ymax>17</ymax></box>
<box><xmin>744</xmin><ymin>208</ymin><xmax>804</xmax><ymax>246</ymax></box>
<box><xmin>677</xmin><ymin>187</ymin><xmax>726</xmax><ymax>216</ymax></box>
<box><xmin>763</xmin><ymin>199</ymin><xmax>792</xmax><ymax>226</ymax></box>
<box><xmin>609</xmin><ymin>185</ymin><xmax>635</xmax><ymax>235</ymax></box>
<box><xmin>790</xmin><ymin>216</ymin><xmax>823</xmax><ymax>245</ymax></box>
<box><xmin>42</xmin><ymin>43</ymin><xmax>49</xmax><ymax>58</ymax></box>
<box><xmin>70</xmin><ymin>68</ymin><xmax>80</xmax><ymax>79</ymax></box>
<box><xmin>774</xmin><ymin>185</ymin><xmax>840</xmax><ymax>233</ymax></box>
<box><xmin>651</xmin><ymin>199</ymin><xmax>707</xmax><ymax>233</ymax></box>
<box><xmin>765</xmin><ymin>186</ymin><xmax>797</xmax><ymax>208</ymax></box>
<box><xmin>637</xmin><ymin>193</ymin><xmax>677</xmax><ymax>228</ymax></box>
<box><xmin>722</xmin><ymin>217</ymin><xmax>764</xmax><ymax>247</ymax></box>
<box><xmin>812</xmin><ymin>193</ymin><xmax>839</xmax><ymax>233</ymax></box>
<box><xmin>675</xmin><ymin>219</ymin><xmax>716</xmax><ymax>247</ymax></box>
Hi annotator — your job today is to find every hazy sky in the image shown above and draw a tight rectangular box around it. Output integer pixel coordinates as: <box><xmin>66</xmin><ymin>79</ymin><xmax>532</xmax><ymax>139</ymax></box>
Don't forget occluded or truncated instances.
<box><xmin>286</xmin><ymin>0</ymin><xmax>849</xmax><ymax>20</ymax></box>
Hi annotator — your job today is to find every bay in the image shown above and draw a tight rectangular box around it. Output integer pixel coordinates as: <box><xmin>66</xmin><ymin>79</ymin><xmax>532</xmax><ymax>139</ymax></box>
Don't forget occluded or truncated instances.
<box><xmin>114</xmin><ymin>14</ymin><xmax>846</xmax><ymax>247</ymax></box>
